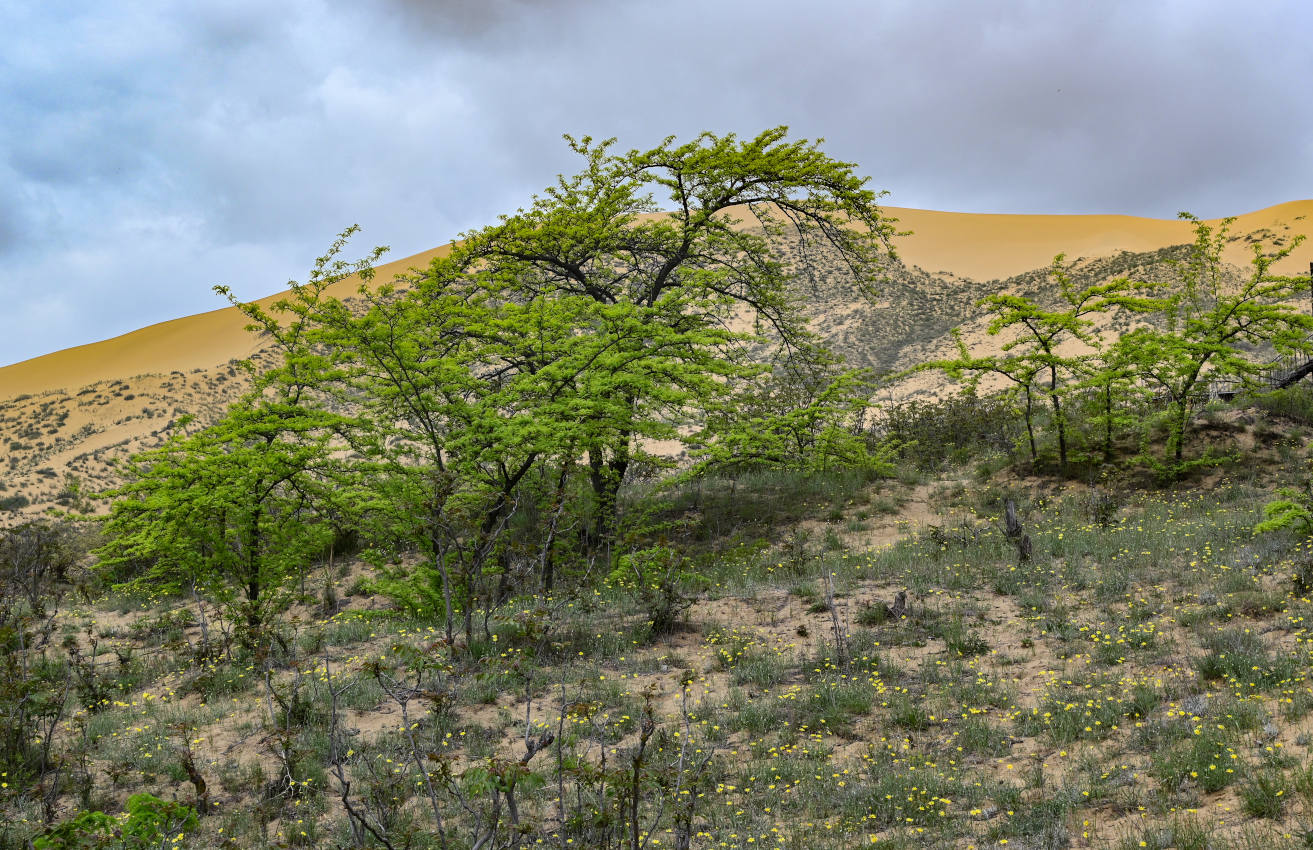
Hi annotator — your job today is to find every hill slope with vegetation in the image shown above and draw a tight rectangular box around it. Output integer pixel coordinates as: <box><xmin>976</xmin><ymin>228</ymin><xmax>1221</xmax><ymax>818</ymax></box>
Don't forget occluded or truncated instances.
<box><xmin>3</xmin><ymin>129</ymin><xmax>1313</xmax><ymax>849</ymax></box>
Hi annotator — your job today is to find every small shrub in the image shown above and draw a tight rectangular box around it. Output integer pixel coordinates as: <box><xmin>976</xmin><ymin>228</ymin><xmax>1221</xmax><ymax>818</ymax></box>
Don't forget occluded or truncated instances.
<box><xmin>610</xmin><ymin>545</ymin><xmax>707</xmax><ymax>638</ymax></box>
<box><xmin>0</xmin><ymin>493</ymin><xmax>30</xmax><ymax>511</ymax></box>
<box><xmin>855</xmin><ymin>602</ymin><xmax>891</xmax><ymax>626</ymax></box>
<box><xmin>1152</xmin><ymin>725</ymin><xmax>1242</xmax><ymax>793</ymax></box>
<box><xmin>34</xmin><ymin>794</ymin><xmax>197</xmax><ymax>849</ymax></box>
<box><xmin>934</xmin><ymin>617</ymin><xmax>990</xmax><ymax>657</ymax></box>
<box><xmin>1194</xmin><ymin>628</ymin><xmax>1297</xmax><ymax>690</ymax></box>
<box><xmin>1238</xmin><ymin>770</ymin><xmax>1287</xmax><ymax>819</ymax></box>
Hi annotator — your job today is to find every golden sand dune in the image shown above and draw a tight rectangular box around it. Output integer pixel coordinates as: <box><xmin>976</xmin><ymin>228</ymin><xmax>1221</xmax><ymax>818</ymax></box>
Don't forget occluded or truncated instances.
<box><xmin>2</xmin><ymin>201</ymin><xmax>1310</xmax><ymax>399</ymax></box>
<box><xmin>887</xmin><ymin>199</ymin><xmax>1313</xmax><ymax>281</ymax></box>
<box><xmin>0</xmin><ymin>246</ymin><xmax>452</xmax><ymax>398</ymax></box>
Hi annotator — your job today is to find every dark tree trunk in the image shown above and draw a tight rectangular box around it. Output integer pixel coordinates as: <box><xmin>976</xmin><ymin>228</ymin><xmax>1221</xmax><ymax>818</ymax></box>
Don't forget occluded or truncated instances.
<box><xmin>1049</xmin><ymin>365</ymin><xmax>1066</xmax><ymax>470</ymax></box>
<box><xmin>541</xmin><ymin>459</ymin><xmax>573</xmax><ymax>593</ymax></box>
<box><xmin>588</xmin><ymin>444</ymin><xmax>629</xmax><ymax>557</ymax></box>
<box><xmin>1103</xmin><ymin>380</ymin><xmax>1113</xmax><ymax>461</ymax></box>
<box><xmin>429</xmin><ymin>516</ymin><xmax>454</xmax><ymax>645</ymax></box>
<box><xmin>1022</xmin><ymin>388</ymin><xmax>1037</xmax><ymax>466</ymax></box>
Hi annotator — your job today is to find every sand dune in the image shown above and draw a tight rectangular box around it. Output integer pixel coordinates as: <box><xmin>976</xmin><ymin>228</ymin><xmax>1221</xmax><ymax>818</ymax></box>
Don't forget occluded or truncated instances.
<box><xmin>886</xmin><ymin>199</ymin><xmax>1313</xmax><ymax>281</ymax></box>
<box><xmin>0</xmin><ymin>246</ymin><xmax>452</xmax><ymax>398</ymax></box>
<box><xmin>2</xmin><ymin>200</ymin><xmax>1310</xmax><ymax>404</ymax></box>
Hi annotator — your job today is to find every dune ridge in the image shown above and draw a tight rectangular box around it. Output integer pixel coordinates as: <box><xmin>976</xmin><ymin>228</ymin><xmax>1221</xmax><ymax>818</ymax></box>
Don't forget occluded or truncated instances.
<box><xmin>0</xmin><ymin>246</ymin><xmax>452</xmax><ymax>397</ymax></box>
<box><xmin>3</xmin><ymin>201</ymin><xmax>1310</xmax><ymax>398</ymax></box>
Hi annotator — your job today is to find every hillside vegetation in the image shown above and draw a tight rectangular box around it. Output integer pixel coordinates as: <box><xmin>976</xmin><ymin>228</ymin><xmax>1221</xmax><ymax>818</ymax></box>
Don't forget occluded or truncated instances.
<box><xmin>3</xmin><ymin>129</ymin><xmax>1313</xmax><ymax>849</ymax></box>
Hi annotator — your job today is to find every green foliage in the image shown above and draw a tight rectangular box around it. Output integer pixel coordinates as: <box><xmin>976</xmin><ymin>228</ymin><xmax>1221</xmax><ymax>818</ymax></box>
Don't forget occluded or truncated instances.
<box><xmin>420</xmin><ymin>126</ymin><xmax>897</xmax><ymax>541</ymax></box>
<box><xmin>1255</xmin><ymin>487</ymin><xmax>1313</xmax><ymax>538</ymax></box>
<box><xmin>690</xmin><ymin>348</ymin><xmax>894</xmax><ymax>478</ymax></box>
<box><xmin>1152</xmin><ymin>724</ymin><xmax>1242</xmax><ymax>793</ymax></box>
<box><xmin>1255</xmin><ymin>385</ymin><xmax>1313</xmax><ymax>424</ymax></box>
<box><xmin>96</xmin><ymin>400</ymin><xmax>338</xmax><ymax>645</ymax></box>
<box><xmin>1255</xmin><ymin>462</ymin><xmax>1313</xmax><ymax>590</ymax></box>
<box><xmin>923</xmin><ymin>214</ymin><xmax>1312</xmax><ymax>475</ymax></box>
<box><xmin>609</xmin><ymin>545</ymin><xmax>708</xmax><ymax>638</ymax></box>
<box><xmin>97</xmin><ymin>235</ymin><xmax>373</xmax><ymax>647</ymax></box>
<box><xmin>878</xmin><ymin>390</ymin><xmax>1018</xmax><ymax>470</ymax></box>
<box><xmin>1115</xmin><ymin>214</ymin><xmax>1312</xmax><ymax>467</ymax></box>
<box><xmin>201</xmin><ymin>127</ymin><xmax>898</xmax><ymax>639</ymax></box>
<box><xmin>34</xmin><ymin>794</ymin><xmax>197</xmax><ymax>849</ymax></box>
<box><xmin>925</xmin><ymin>262</ymin><xmax>1139</xmax><ymax>469</ymax></box>
<box><xmin>976</xmin><ymin>255</ymin><xmax>1132</xmax><ymax>468</ymax></box>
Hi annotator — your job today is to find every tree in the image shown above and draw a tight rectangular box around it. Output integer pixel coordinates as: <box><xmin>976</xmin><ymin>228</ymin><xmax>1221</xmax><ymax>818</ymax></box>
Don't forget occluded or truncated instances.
<box><xmin>976</xmin><ymin>256</ymin><xmax>1136</xmax><ymax>470</ymax></box>
<box><xmin>930</xmin><ymin>256</ymin><xmax>1143</xmax><ymax>471</ymax></box>
<box><xmin>1117</xmin><ymin>214</ymin><xmax>1312</xmax><ymax>467</ymax></box>
<box><xmin>97</xmin><ymin>237</ymin><xmax>374</xmax><ymax>649</ymax></box>
<box><xmin>927</xmin><ymin>329</ymin><xmax>1046</xmax><ymax>466</ymax></box>
<box><xmin>184</xmin><ymin>128</ymin><xmax>897</xmax><ymax>638</ymax></box>
<box><xmin>96</xmin><ymin>399</ymin><xmax>342</xmax><ymax>648</ymax></box>
<box><xmin>420</xmin><ymin>127</ymin><xmax>899</xmax><ymax>544</ymax></box>
<box><xmin>1073</xmin><ymin>332</ymin><xmax>1147</xmax><ymax>463</ymax></box>
<box><xmin>289</xmin><ymin>270</ymin><xmax>740</xmax><ymax>639</ymax></box>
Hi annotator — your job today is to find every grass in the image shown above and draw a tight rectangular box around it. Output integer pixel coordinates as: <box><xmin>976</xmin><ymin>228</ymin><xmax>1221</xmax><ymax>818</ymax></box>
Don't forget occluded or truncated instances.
<box><xmin>10</xmin><ymin>427</ymin><xmax>1313</xmax><ymax>849</ymax></box>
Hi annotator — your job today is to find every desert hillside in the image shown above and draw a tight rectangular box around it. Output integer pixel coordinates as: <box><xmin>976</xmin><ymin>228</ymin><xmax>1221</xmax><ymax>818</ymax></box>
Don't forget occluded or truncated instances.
<box><xmin>5</xmin><ymin>199</ymin><xmax>1313</xmax><ymax>850</ymax></box>
<box><xmin>1</xmin><ymin>201</ymin><xmax>1310</xmax><ymax>521</ymax></box>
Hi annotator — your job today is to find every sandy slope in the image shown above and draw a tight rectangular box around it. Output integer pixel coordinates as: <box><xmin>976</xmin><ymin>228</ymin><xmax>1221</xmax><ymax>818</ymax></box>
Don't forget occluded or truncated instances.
<box><xmin>886</xmin><ymin>199</ymin><xmax>1313</xmax><ymax>281</ymax></box>
<box><xmin>3</xmin><ymin>201</ymin><xmax>1310</xmax><ymax>399</ymax></box>
<box><xmin>0</xmin><ymin>245</ymin><xmax>452</xmax><ymax>398</ymax></box>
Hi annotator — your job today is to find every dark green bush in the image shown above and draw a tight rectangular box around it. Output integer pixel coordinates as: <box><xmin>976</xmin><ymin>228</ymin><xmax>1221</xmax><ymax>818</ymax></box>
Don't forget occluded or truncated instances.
<box><xmin>877</xmin><ymin>391</ymin><xmax>1019</xmax><ymax>470</ymax></box>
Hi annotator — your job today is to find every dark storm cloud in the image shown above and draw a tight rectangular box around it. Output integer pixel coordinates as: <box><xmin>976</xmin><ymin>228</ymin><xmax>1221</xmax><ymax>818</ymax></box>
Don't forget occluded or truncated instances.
<box><xmin>373</xmin><ymin>0</ymin><xmax>602</xmax><ymax>41</ymax></box>
<box><xmin>2</xmin><ymin>0</ymin><xmax>1311</xmax><ymax>368</ymax></box>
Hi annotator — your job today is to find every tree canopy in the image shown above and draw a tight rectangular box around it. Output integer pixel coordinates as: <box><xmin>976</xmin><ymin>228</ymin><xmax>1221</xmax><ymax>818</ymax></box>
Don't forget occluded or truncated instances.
<box><xmin>97</xmin><ymin>127</ymin><xmax>900</xmax><ymax>643</ymax></box>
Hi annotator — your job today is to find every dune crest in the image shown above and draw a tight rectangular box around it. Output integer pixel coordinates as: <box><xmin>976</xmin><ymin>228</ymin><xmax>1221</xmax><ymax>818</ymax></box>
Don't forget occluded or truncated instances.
<box><xmin>4</xmin><ymin>202</ymin><xmax>1310</xmax><ymax>397</ymax></box>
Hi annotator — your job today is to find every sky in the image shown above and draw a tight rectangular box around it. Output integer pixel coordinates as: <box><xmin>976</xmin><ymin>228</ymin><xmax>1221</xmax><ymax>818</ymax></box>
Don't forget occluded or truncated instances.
<box><xmin>2</xmin><ymin>0</ymin><xmax>1312</xmax><ymax>368</ymax></box>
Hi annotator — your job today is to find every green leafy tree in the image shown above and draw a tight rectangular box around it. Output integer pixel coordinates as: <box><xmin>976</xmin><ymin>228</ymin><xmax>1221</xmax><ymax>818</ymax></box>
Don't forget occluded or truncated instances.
<box><xmin>927</xmin><ymin>329</ymin><xmax>1046</xmax><ymax>466</ymax></box>
<box><xmin>422</xmin><ymin>127</ymin><xmax>899</xmax><ymax>543</ymax></box>
<box><xmin>1117</xmin><ymin>214</ymin><xmax>1311</xmax><ymax>467</ymax></box>
<box><xmin>97</xmin><ymin>399</ymin><xmax>341</xmax><ymax>647</ymax></box>
<box><xmin>976</xmin><ymin>256</ymin><xmax>1136</xmax><ymax>469</ymax></box>
<box><xmin>931</xmin><ymin>256</ymin><xmax>1140</xmax><ymax>470</ymax></box>
<box><xmin>1072</xmin><ymin>332</ymin><xmax>1147</xmax><ymax>462</ymax></box>
<box><xmin>229</xmin><ymin>127</ymin><xmax>897</xmax><ymax>636</ymax></box>
<box><xmin>285</xmin><ymin>271</ymin><xmax>738</xmax><ymax>638</ymax></box>
<box><xmin>98</xmin><ymin>238</ymin><xmax>372</xmax><ymax>648</ymax></box>
<box><xmin>191</xmin><ymin>129</ymin><xmax>895</xmax><ymax>642</ymax></box>
<box><xmin>690</xmin><ymin>348</ymin><xmax>892</xmax><ymax>477</ymax></box>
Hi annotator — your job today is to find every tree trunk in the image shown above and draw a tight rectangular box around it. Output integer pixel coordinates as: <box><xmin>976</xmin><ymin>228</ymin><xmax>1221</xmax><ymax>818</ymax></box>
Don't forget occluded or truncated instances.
<box><xmin>1049</xmin><ymin>365</ymin><xmax>1066</xmax><ymax>470</ymax></box>
<box><xmin>1022</xmin><ymin>389</ymin><xmax>1037</xmax><ymax>466</ymax></box>
<box><xmin>429</xmin><ymin>518</ymin><xmax>454</xmax><ymax>645</ymax></box>
<box><xmin>588</xmin><ymin>443</ymin><xmax>630</xmax><ymax>557</ymax></box>
<box><xmin>1103</xmin><ymin>380</ymin><xmax>1113</xmax><ymax>461</ymax></box>
<box><xmin>540</xmin><ymin>459</ymin><xmax>573</xmax><ymax>593</ymax></box>
<box><xmin>1172</xmin><ymin>401</ymin><xmax>1188</xmax><ymax>463</ymax></box>
<box><xmin>243</xmin><ymin>505</ymin><xmax>263</xmax><ymax>640</ymax></box>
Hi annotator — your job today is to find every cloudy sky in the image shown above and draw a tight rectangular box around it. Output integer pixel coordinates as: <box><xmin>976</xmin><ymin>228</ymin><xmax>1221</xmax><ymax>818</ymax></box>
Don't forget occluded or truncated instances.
<box><xmin>2</xmin><ymin>0</ymin><xmax>1311</xmax><ymax>368</ymax></box>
